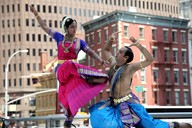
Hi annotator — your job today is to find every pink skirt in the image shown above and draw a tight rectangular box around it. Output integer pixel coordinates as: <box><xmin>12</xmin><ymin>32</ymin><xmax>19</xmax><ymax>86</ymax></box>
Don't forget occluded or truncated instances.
<box><xmin>57</xmin><ymin>60</ymin><xmax>108</xmax><ymax>116</ymax></box>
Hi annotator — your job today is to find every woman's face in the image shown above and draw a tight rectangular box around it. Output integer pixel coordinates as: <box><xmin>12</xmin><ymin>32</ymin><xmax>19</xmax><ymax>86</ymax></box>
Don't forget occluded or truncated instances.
<box><xmin>67</xmin><ymin>21</ymin><xmax>77</xmax><ymax>36</ymax></box>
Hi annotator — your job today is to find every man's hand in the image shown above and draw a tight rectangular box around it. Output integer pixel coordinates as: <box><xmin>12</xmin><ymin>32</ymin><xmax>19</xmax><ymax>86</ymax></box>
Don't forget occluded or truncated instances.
<box><xmin>129</xmin><ymin>36</ymin><xmax>139</xmax><ymax>47</ymax></box>
<box><xmin>108</xmin><ymin>31</ymin><xmax>121</xmax><ymax>42</ymax></box>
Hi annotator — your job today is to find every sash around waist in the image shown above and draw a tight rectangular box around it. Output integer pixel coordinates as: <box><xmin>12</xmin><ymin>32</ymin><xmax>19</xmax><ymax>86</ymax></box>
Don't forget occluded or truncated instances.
<box><xmin>58</xmin><ymin>59</ymin><xmax>77</xmax><ymax>64</ymax></box>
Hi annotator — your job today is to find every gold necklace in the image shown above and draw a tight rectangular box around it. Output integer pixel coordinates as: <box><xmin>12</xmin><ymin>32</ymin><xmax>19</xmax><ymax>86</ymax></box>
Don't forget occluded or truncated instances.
<box><xmin>62</xmin><ymin>37</ymin><xmax>75</xmax><ymax>53</ymax></box>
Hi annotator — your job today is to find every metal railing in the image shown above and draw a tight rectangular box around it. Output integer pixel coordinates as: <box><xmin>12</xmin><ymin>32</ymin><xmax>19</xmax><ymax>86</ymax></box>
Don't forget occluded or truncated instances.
<box><xmin>1</xmin><ymin>111</ymin><xmax>191</xmax><ymax>128</ymax></box>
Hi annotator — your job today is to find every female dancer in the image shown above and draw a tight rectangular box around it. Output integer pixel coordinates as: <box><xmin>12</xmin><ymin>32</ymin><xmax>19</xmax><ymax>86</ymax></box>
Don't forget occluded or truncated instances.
<box><xmin>30</xmin><ymin>5</ymin><xmax>108</xmax><ymax>128</ymax></box>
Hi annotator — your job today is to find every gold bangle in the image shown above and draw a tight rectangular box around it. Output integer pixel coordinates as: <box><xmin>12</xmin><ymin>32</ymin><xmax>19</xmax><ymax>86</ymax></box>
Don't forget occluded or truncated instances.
<box><xmin>136</xmin><ymin>43</ymin><xmax>140</xmax><ymax>47</ymax></box>
<box><xmin>35</xmin><ymin>15</ymin><xmax>40</xmax><ymax>18</ymax></box>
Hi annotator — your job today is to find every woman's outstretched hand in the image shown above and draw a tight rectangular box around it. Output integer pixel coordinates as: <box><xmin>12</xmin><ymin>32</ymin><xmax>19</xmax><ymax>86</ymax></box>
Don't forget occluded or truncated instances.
<box><xmin>29</xmin><ymin>5</ymin><xmax>38</xmax><ymax>16</ymax></box>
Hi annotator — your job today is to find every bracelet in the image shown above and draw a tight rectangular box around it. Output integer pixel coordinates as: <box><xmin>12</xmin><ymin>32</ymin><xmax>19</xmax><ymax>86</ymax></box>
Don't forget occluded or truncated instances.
<box><xmin>136</xmin><ymin>43</ymin><xmax>140</xmax><ymax>47</ymax></box>
<box><xmin>35</xmin><ymin>15</ymin><xmax>40</xmax><ymax>18</ymax></box>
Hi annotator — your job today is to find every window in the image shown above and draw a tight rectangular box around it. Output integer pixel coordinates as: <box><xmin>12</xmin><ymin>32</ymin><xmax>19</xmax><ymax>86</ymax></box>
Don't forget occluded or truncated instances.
<box><xmin>38</xmin><ymin>34</ymin><xmax>41</xmax><ymax>41</ymax></box>
<box><xmin>8</xmin><ymin>35</ymin><xmax>10</xmax><ymax>42</ymax></box>
<box><xmin>25</xmin><ymin>4</ymin><xmax>28</xmax><ymax>11</ymax></box>
<box><xmin>18</xmin><ymin>4</ymin><xmax>20</xmax><ymax>12</ymax></box>
<box><xmin>64</xmin><ymin>7</ymin><xmax>67</xmax><ymax>14</ymax></box>
<box><xmin>14</xmin><ymin>64</ymin><xmax>16</xmax><ymax>71</ymax></box>
<box><xmin>27</xmin><ymin>63</ymin><xmax>30</xmax><ymax>71</ymax></box>
<box><xmin>164</xmin><ymin>49</ymin><xmax>169</xmax><ymax>62</ymax></box>
<box><xmin>7</xmin><ymin>5</ymin><xmax>9</xmax><ymax>13</ymax></box>
<box><xmin>50</xmin><ymin>49</ymin><xmax>53</xmax><ymax>56</ymax></box>
<box><xmin>182</xmin><ymin>70</ymin><xmax>188</xmax><ymax>85</ymax></box>
<box><xmin>32</xmin><ymin>19</ymin><xmax>35</xmax><ymax>26</ymax></box>
<box><xmin>59</xmin><ymin>6</ymin><xmax>62</xmax><ymax>14</ymax></box>
<box><xmin>78</xmin><ymin>9</ymin><xmax>81</xmax><ymax>16</ymax></box>
<box><xmin>19</xmin><ymin>63</ymin><xmax>22</xmax><ymax>71</ymax></box>
<box><xmin>69</xmin><ymin>7</ymin><xmax>72</xmax><ymax>15</ymax></box>
<box><xmin>152</xmin><ymin>48</ymin><xmax>158</xmax><ymax>61</ymax></box>
<box><xmin>175</xmin><ymin>91</ymin><xmax>180</xmax><ymax>105</ymax></box>
<box><xmin>174</xmin><ymin>70</ymin><xmax>179</xmax><ymax>84</ymax></box>
<box><xmin>173</xmin><ymin>50</ymin><xmax>178</xmax><ymax>63</ymax></box>
<box><xmin>13</xmin><ymin>19</ymin><xmax>15</xmax><ymax>27</ymax></box>
<box><xmin>97</xmin><ymin>31</ymin><xmax>101</xmax><ymax>44</ymax></box>
<box><xmin>7</xmin><ymin>20</ymin><xmax>10</xmax><ymax>27</ymax></box>
<box><xmin>124</xmin><ymin>25</ymin><xmax>129</xmax><ymax>38</ymax></box>
<box><xmin>14</xmin><ymin>79</ymin><xmax>16</xmax><ymax>86</ymax></box>
<box><xmin>12</xmin><ymin>3</ymin><xmax>16</xmax><ymax>12</ymax></box>
<box><xmin>26</xmin><ymin>19</ymin><xmax>29</xmax><ymax>26</ymax></box>
<box><xmin>172</xmin><ymin>31</ymin><xmax>177</xmax><ymax>42</ymax></box>
<box><xmin>74</xmin><ymin>8</ymin><xmax>77</xmax><ymax>16</ymax></box>
<box><xmin>2</xmin><ymin>35</ymin><xmax>5</xmax><ymax>43</ymax></box>
<box><xmin>48</xmin><ymin>5</ymin><xmax>51</xmax><ymax>13</ymax></box>
<box><xmin>153</xmin><ymin>69</ymin><xmax>158</xmax><ymax>83</ymax></box>
<box><xmin>2</xmin><ymin>5</ymin><xmax>4</xmax><ymax>13</ymax></box>
<box><xmin>54</xmin><ymin>20</ymin><xmax>57</xmax><ymax>28</ymax></box>
<box><xmin>27</xmin><ymin>78</ymin><xmax>30</xmax><ymax>86</ymax></box>
<box><xmin>49</xmin><ymin>20</ymin><xmax>52</xmax><ymax>27</ymax></box>
<box><xmin>90</xmin><ymin>33</ymin><xmax>94</xmax><ymax>45</ymax></box>
<box><xmin>26</xmin><ymin>34</ymin><xmax>30</xmax><ymax>41</ymax></box>
<box><xmin>139</xmin><ymin>27</ymin><xmax>144</xmax><ymax>39</ymax></box>
<box><xmin>44</xmin><ymin>35</ymin><xmax>47</xmax><ymax>42</ymax></box>
<box><xmin>32</xmin><ymin>49</ymin><xmax>36</xmax><ymax>56</ymax></box>
<box><xmin>184</xmin><ymin>91</ymin><xmax>189</xmax><ymax>105</ymax></box>
<box><xmin>154</xmin><ymin>91</ymin><xmax>158</xmax><ymax>104</ymax></box>
<box><xmin>83</xmin><ymin>9</ymin><xmax>86</xmax><ymax>16</ymax></box>
<box><xmin>43</xmin><ymin>5</ymin><xmax>46</xmax><ymax>12</ymax></box>
<box><xmin>54</xmin><ymin>6</ymin><xmax>57</xmax><ymax>13</ymax></box>
<box><xmin>166</xmin><ymin>91</ymin><xmax>171</xmax><ymax>105</ymax></box>
<box><xmin>181</xmin><ymin>50</ymin><xmax>187</xmax><ymax>63</ymax></box>
<box><xmin>13</xmin><ymin>34</ymin><xmax>16</xmax><ymax>42</ymax></box>
<box><xmin>18</xmin><ymin>19</ymin><xmax>20</xmax><ymax>26</ymax></box>
<box><xmin>140</xmin><ymin>69</ymin><xmax>146</xmax><ymax>83</ymax></box>
<box><xmin>152</xmin><ymin>29</ymin><xmax>157</xmax><ymax>40</ymax></box>
<box><xmin>32</xmin><ymin>34</ymin><xmax>35</xmax><ymax>41</ymax></box>
<box><xmin>2</xmin><ymin>20</ymin><xmax>4</xmax><ymax>28</ymax></box>
<box><xmin>29</xmin><ymin>97</ymin><xmax>36</xmax><ymax>106</ymax></box>
<box><xmin>181</xmin><ymin>32</ymin><xmax>186</xmax><ymax>44</ymax></box>
<box><xmin>163</xmin><ymin>30</ymin><xmax>168</xmax><ymax>41</ymax></box>
<box><xmin>37</xmin><ymin>5</ymin><xmax>40</xmax><ymax>12</ymax></box>
<box><xmin>142</xmin><ymin>91</ymin><xmax>146</xmax><ymax>104</ymax></box>
<box><xmin>104</xmin><ymin>28</ymin><xmax>108</xmax><ymax>41</ymax></box>
<box><xmin>19</xmin><ymin>78</ymin><xmax>22</xmax><ymax>86</ymax></box>
<box><xmin>33</xmin><ymin>63</ymin><xmax>36</xmax><ymax>71</ymax></box>
<box><xmin>165</xmin><ymin>69</ymin><xmax>170</xmax><ymax>84</ymax></box>
<box><xmin>112</xmin><ymin>25</ymin><xmax>117</xmax><ymax>33</ymax></box>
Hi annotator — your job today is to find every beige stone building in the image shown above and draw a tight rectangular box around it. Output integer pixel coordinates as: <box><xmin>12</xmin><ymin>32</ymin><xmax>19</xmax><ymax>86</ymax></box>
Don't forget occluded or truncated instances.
<box><xmin>0</xmin><ymin>0</ymin><xmax>180</xmax><ymax>117</ymax></box>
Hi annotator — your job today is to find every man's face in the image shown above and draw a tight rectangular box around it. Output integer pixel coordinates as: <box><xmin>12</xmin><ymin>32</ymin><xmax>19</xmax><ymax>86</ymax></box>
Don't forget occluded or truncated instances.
<box><xmin>116</xmin><ymin>47</ymin><xmax>127</xmax><ymax>63</ymax></box>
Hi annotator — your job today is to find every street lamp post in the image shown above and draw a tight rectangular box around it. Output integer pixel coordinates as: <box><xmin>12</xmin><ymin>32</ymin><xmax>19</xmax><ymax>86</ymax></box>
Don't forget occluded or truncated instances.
<box><xmin>4</xmin><ymin>49</ymin><xmax>28</xmax><ymax>118</ymax></box>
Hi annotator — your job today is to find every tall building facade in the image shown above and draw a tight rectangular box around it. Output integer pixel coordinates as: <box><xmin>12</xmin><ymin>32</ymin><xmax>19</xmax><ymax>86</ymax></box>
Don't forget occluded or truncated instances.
<box><xmin>179</xmin><ymin>0</ymin><xmax>192</xmax><ymax>103</ymax></box>
<box><xmin>0</xmin><ymin>0</ymin><xmax>180</xmax><ymax>117</ymax></box>
<box><xmin>82</xmin><ymin>10</ymin><xmax>191</xmax><ymax>107</ymax></box>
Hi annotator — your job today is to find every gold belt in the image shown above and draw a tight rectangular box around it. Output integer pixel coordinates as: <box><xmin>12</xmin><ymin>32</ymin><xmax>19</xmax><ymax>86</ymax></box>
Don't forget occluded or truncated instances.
<box><xmin>113</xmin><ymin>93</ymin><xmax>133</xmax><ymax>104</ymax></box>
<box><xmin>58</xmin><ymin>59</ymin><xmax>77</xmax><ymax>64</ymax></box>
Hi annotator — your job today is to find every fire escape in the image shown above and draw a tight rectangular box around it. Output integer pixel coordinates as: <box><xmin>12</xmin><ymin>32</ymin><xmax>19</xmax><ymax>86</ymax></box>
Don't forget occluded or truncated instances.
<box><xmin>150</xmin><ymin>39</ymin><xmax>176</xmax><ymax>90</ymax></box>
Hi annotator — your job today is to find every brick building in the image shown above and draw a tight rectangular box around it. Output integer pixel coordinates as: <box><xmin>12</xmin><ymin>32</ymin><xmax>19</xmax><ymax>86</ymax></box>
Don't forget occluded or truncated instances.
<box><xmin>82</xmin><ymin>10</ymin><xmax>191</xmax><ymax>109</ymax></box>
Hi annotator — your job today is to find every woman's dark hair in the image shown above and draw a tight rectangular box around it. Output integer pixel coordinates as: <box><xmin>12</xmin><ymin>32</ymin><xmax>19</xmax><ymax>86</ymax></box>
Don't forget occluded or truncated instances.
<box><xmin>124</xmin><ymin>46</ymin><xmax>134</xmax><ymax>63</ymax></box>
<box><xmin>62</xmin><ymin>16</ymin><xmax>77</xmax><ymax>30</ymax></box>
